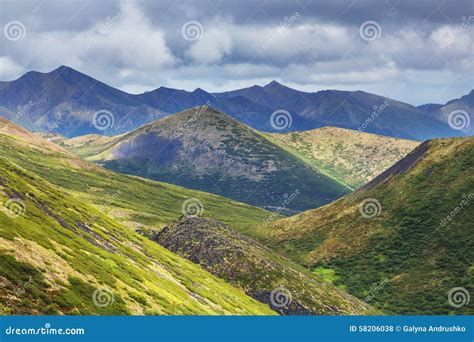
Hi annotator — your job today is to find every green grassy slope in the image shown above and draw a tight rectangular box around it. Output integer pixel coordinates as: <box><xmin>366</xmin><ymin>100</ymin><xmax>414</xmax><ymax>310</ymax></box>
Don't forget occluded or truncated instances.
<box><xmin>253</xmin><ymin>137</ymin><xmax>474</xmax><ymax>315</ymax></box>
<box><xmin>37</xmin><ymin>133</ymin><xmax>121</xmax><ymax>158</ymax></box>
<box><xmin>0</xmin><ymin>118</ymin><xmax>276</xmax><ymax>233</ymax></box>
<box><xmin>153</xmin><ymin>216</ymin><xmax>378</xmax><ymax>315</ymax></box>
<box><xmin>80</xmin><ymin>107</ymin><xmax>351</xmax><ymax>213</ymax></box>
<box><xmin>0</xmin><ymin>157</ymin><xmax>275</xmax><ymax>315</ymax></box>
<box><xmin>266</xmin><ymin>127</ymin><xmax>419</xmax><ymax>189</ymax></box>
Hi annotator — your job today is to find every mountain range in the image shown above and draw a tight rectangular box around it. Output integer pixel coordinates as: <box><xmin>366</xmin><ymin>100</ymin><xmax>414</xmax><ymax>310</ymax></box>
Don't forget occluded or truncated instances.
<box><xmin>0</xmin><ymin>116</ymin><xmax>375</xmax><ymax>315</ymax></box>
<box><xmin>52</xmin><ymin>107</ymin><xmax>423</xmax><ymax>213</ymax></box>
<box><xmin>0</xmin><ymin>66</ymin><xmax>469</xmax><ymax>140</ymax></box>
<box><xmin>1</xmin><ymin>92</ymin><xmax>472</xmax><ymax>316</ymax></box>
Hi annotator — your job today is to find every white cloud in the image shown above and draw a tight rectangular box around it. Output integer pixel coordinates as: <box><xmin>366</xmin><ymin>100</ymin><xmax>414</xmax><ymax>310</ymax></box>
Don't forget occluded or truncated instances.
<box><xmin>0</xmin><ymin>56</ymin><xmax>24</xmax><ymax>80</ymax></box>
<box><xmin>186</xmin><ymin>27</ymin><xmax>232</xmax><ymax>64</ymax></box>
<box><xmin>0</xmin><ymin>0</ymin><xmax>472</xmax><ymax>105</ymax></box>
<box><xmin>5</xmin><ymin>1</ymin><xmax>176</xmax><ymax>74</ymax></box>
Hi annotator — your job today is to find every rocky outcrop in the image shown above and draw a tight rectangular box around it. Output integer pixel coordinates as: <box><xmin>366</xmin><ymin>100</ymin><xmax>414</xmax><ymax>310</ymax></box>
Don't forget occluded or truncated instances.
<box><xmin>152</xmin><ymin>216</ymin><xmax>377</xmax><ymax>315</ymax></box>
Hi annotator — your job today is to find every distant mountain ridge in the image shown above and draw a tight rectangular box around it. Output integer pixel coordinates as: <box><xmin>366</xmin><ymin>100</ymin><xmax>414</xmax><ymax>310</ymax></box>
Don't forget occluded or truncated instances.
<box><xmin>0</xmin><ymin>66</ymin><xmax>468</xmax><ymax>140</ymax></box>
<box><xmin>418</xmin><ymin>90</ymin><xmax>474</xmax><ymax>135</ymax></box>
<box><xmin>0</xmin><ymin>66</ymin><xmax>166</xmax><ymax>137</ymax></box>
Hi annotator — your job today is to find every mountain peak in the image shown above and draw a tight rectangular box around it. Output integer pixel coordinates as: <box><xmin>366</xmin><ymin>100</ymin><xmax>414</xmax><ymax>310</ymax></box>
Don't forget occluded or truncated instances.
<box><xmin>51</xmin><ymin>65</ymin><xmax>81</xmax><ymax>75</ymax></box>
<box><xmin>192</xmin><ymin>87</ymin><xmax>209</xmax><ymax>95</ymax></box>
<box><xmin>264</xmin><ymin>80</ymin><xmax>283</xmax><ymax>88</ymax></box>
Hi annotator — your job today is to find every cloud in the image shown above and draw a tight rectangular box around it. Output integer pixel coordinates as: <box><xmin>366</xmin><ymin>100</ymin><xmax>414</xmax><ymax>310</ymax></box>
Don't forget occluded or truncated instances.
<box><xmin>0</xmin><ymin>0</ymin><xmax>472</xmax><ymax>105</ymax></box>
<box><xmin>186</xmin><ymin>27</ymin><xmax>232</xmax><ymax>64</ymax></box>
<box><xmin>0</xmin><ymin>56</ymin><xmax>24</xmax><ymax>80</ymax></box>
<box><xmin>3</xmin><ymin>1</ymin><xmax>176</xmax><ymax>76</ymax></box>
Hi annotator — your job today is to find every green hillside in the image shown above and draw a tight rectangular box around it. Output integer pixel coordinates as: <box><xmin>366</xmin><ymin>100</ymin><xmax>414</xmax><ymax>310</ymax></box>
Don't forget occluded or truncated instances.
<box><xmin>80</xmin><ymin>107</ymin><xmax>351</xmax><ymax>213</ymax></box>
<box><xmin>153</xmin><ymin>216</ymin><xmax>378</xmax><ymax>315</ymax></box>
<box><xmin>0</xmin><ymin>157</ymin><xmax>275</xmax><ymax>315</ymax></box>
<box><xmin>0</xmin><ymin>117</ymin><xmax>275</xmax><ymax>233</ymax></box>
<box><xmin>266</xmin><ymin>127</ymin><xmax>419</xmax><ymax>189</ymax></box>
<box><xmin>253</xmin><ymin>137</ymin><xmax>474</xmax><ymax>315</ymax></box>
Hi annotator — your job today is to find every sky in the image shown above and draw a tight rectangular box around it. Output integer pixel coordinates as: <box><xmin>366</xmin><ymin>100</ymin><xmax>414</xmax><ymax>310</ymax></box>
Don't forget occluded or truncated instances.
<box><xmin>0</xmin><ymin>0</ymin><xmax>473</xmax><ymax>105</ymax></box>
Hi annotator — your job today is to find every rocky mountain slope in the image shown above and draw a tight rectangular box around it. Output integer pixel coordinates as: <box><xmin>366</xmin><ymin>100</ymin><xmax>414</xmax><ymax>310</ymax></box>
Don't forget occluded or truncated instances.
<box><xmin>152</xmin><ymin>216</ymin><xmax>377</xmax><ymax>315</ymax></box>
